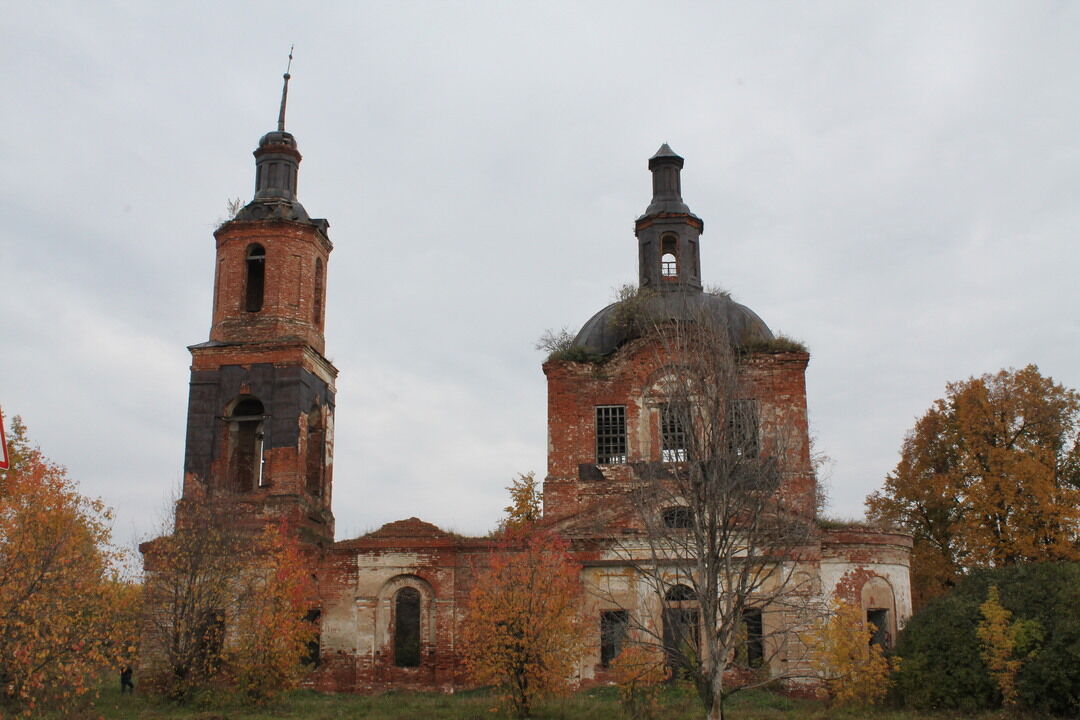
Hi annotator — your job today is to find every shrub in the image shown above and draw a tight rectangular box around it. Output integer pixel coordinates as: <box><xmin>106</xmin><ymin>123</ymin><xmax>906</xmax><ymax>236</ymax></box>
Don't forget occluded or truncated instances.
<box><xmin>892</xmin><ymin>563</ymin><xmax>1080</xmax><ymax>716</ymax></box>
<box><xmin>611</xmin><ymin>644</ymin><xmax>666</xmax><ymax>720</ymax></box>
<box><xmin>811</xmin><ymin>599</ymin><xmax>895</xmax><ymax>707</ymax></box>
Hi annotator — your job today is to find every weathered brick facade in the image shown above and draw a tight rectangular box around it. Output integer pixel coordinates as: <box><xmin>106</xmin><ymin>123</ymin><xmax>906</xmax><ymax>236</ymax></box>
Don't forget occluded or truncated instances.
<box><xmin>142</xmin><ymin>113</ymin><xmax>912</xmax><ymax>694</ymax></box>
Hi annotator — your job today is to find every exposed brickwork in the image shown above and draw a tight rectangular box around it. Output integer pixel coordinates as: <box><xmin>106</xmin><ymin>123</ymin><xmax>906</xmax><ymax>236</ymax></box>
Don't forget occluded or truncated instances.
<box><xmin>210</xmin><ymin>220</ymin><xmax>332</xmax><ymax>355</ymax></box>
<box><xmin>541</xmin><ymin>339</ymin><xmax>815</xmax><ymax>523</ymax></box>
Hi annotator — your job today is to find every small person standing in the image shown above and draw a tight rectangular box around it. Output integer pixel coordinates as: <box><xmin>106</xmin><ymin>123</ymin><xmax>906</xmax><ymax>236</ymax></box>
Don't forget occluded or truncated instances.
<box><xmin>120</xmin><ymin>665</ymin><xmax>134</xmax><ymax>694</ymax></box>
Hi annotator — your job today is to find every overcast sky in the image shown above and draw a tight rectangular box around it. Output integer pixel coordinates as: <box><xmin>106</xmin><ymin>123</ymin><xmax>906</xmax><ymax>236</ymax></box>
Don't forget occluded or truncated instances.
<box><xmin>3</xmin><ymin>2</ymin><xmax>1079</xmax><ymax>550</ymax></box>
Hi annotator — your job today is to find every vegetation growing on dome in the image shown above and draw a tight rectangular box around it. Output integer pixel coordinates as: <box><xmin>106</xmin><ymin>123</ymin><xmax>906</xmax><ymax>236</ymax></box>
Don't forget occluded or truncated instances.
<box><xmin>739</xmin><ymin>334</ymin><xmax>809</xmax><ymax>355</ymax></box>
<box><xmin>536</xmin><ymin>327</ymin><xmax>603</xmax><ymax>363</ymax></box>
<box><xmin>609</xmin><ymin>283</ymin><xmax>656</xmax><ymax>333</ymax></box>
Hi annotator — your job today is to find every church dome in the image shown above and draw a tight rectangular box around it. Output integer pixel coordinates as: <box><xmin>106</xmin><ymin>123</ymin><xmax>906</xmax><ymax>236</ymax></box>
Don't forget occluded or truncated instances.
<box><xmin>572</xmin><ymin>290</ymin><xmax>774</xmax><ymax>357</ymax></box>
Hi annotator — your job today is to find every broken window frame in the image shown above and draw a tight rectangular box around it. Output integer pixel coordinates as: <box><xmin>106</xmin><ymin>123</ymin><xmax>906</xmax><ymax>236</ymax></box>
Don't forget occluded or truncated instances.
<box><xmin>595</xmin><ymin>405</ymin><xmax>627</xmax><ymax>464</ymax></box>
<box><xmin>728</xmin><ymin>398</ymin><xmax>760</xmax><ymax>458</ymax></box>
<box><xmin>660</xmin><ymin>403</ymin><xmax>688</xmax><ymax>462</ymax></box>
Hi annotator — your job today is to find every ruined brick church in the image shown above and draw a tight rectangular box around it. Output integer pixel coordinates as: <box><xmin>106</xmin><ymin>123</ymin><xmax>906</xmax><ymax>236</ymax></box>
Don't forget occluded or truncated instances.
<box><xmin>142</xmin><ymin>87</ymin><xmax>912</xmax><ymax>692</ymax></box>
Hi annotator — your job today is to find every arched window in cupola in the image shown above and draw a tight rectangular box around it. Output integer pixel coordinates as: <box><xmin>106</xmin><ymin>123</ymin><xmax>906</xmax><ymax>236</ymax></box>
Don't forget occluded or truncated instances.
<box><xmin>661</xmin><ymin>235</ymin><xmax>678</xmax><ymax>279</ymax></box>
<box><xmin>245</xmin><ymin>244</ymin><xmax>266</xmax><ymax>312</ymax></box>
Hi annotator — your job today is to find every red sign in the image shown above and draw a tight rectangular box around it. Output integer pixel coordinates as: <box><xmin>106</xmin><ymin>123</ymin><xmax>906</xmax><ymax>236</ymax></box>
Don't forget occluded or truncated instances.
<box><xmin>0</xmin><ymin>407</ymin><xmax>8</xmax><ymax>470</ymax></box>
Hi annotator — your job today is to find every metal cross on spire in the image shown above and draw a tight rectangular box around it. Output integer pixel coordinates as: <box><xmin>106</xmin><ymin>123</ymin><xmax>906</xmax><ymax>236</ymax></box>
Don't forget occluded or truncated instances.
<box><xmin>277</xmin><ymin>45</ymin><xmax>294</xmax><ymax>132</ymax></box>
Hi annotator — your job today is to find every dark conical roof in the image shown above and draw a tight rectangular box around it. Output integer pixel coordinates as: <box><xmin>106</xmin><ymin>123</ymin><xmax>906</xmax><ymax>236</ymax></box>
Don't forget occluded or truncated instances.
<box><xmin>648</xmin><ymin>142</ymin><xmax>684</xmax><ymax>168</ymax></box>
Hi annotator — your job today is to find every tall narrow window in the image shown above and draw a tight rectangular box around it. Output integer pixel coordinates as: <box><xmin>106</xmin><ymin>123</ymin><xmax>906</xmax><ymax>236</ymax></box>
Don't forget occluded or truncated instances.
<box><xmin>302</xmin><ymin>609</ymin><xmax>321</xmax><ymax>667</ymax></box>
<box><xmin>596</xmin><ymin>405</ymin><xmax>627</xmax><ymax>464</ymax></box>
<box><xmin>229</xmin><ymin>398</ymin><xmax>265</xmax><ymax>492</ymax></box>
<box><xmin>245</xmin><ymin>244</ymin><xmax>266</xmax><ymax>312</ymax></box>
<box><xmin>663</xmin><ymin>585</ymin><xmax>698</xmax><ymax>678</ymax></box>
<box><xmin>600</xmin><ymin>610</ymin><xmax>629</xmax><ymax>668</ymax></box>
<box><xmin>313</xmin><ymin>258</ymin><xmax>324</xmax><ymax>326</ymax></box>
<box><xmin>743</xmin><ymin>607</ymin><xmax>764</xmax><ymax>668</ymax></box>
<box><xmin>661</xmin><ymin>235</ymin><xmax>678</xmax><ymax>278</ymax></box>
<box><xmin>661</xmin><ymin>403</ymin><xmax>688</xmax><ymax>462</ymax></box>
<box><xmin>728</xmin><ymin>399</ymin><xmax>759</xmax><ymax>458</ymax></box>
<box><xmin>394</xmin><ymin>587</ymin><xmax>421</xmax><ymax>667</ymax></box>
<box><xmin>306</xmin><ymin>407</ymin><xmax>324</xmax><ymax>497</ymax></box>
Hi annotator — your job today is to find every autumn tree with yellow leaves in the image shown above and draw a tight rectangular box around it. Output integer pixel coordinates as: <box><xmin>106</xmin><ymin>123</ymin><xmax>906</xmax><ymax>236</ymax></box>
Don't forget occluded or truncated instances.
<box><xmin>867</xmin><ymin>366</ymin><xmax>1080</xmax><ymax>607</ymax></box>
<box><xmin>811</xmin><ymin>598</ymin><xmax>894</xmax><ymax>707</ymax></box>
<box><xmin>0</xmin><ymin>416</ymin><xmax>135</xmax><ymax>717</ymax></box>
<box><xmin>226</xmin><ymin>522</ymin><xmax>317</xmax><ymax>703</ymax></box>
<box><xmin>461</xmin><ymin>510</ymin><xmax>586</xmax><ymax>718</ymax></box>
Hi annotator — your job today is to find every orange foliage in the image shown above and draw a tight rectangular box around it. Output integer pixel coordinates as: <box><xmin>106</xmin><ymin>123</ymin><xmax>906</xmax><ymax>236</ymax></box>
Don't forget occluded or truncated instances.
<box><xmin>226</xmin><ymin>522</ymin><xmax>317</xmax><ymax>703</ymax></box>
<box><xmin>499</xmin><ymin>472</ymin><xmax>542</xmax><ymax>534</ymax></box>
<box><xmin>460</xmin><ymin>530</ymin><xmax>586</xmax><ymax>718</ymax></box>
<box><xmin>0</xmin><ymin>416</ymin><xmax>133</xmax><ymax>716</ymax></box>
<box><xmin>867</xmin><ymin>366</ymin><xmax>1080</xmax><ymax>607</ymax></box>
<box><xmin>611</xmin><ymin>643</ymin><xmax>667</xmax><ymax>720</ymax></box>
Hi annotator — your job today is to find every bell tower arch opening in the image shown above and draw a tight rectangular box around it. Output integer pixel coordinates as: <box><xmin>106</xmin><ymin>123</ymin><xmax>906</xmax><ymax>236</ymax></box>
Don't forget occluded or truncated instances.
<box><xmin>227</xmin><ymin>397</ymin><xmax>265</xmax><ymax>492</ymax></box>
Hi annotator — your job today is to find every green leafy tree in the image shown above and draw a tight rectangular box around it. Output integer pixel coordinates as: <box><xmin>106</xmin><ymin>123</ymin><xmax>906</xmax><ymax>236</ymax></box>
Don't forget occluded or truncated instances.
<box><xmin>892</xmin><ymin>563</ymin><xmax>1076</xmax><ymax>716</ymax></box>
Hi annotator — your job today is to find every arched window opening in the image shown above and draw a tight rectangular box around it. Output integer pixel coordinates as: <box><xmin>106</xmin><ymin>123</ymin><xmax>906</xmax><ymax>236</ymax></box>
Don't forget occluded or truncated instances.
<box><xmin>313</xmin><ymin>258</ymin><xmax>324</xmax><ymax>326</ymax></box>
<box><xmin>662</xmin><ymin>506</ymin><xmax>693</xmax><ymax>529</ymax></box>
<box><xmin>661</xmin><ymin>235</ymin><xmax>678</xmax><ymax>278</ymax></box>
<box><xmin>663</xmin><ymin>584</ymin><xmax>698</xmax><ymax>679</ymax></box>
<box><xmin>306</xmin><ymin>407</ymin><xmax>324</xmax><ymax>497</ymax></box>
<box><xmin>394</xmin><ymin>587</ymin><xmax>421</xmax><ymax>667</ymax></box>
<box><xmin>665</xmin><ymin>584</ymin><xmax>695</xmax><ymax>602</ymax></box>
<box><xmin>245</xmin><ymin>244</ymin><xmax>266</xmax><ymax>312</ymax></box>
<box><xmin>229</xmin><ymin>397</ymin><xmax>265</xmax><ymax>492</ymax></box>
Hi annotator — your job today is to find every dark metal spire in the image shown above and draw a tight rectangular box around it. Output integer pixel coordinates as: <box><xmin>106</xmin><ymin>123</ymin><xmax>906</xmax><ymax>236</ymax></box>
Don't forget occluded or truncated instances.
<box><xmin>277</xmin><ymin>46</ymin><xmax>294</xmax><ymax>132</ymax></box>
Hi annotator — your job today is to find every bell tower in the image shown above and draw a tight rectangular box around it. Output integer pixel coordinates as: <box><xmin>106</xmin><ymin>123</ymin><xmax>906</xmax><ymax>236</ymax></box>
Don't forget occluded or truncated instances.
<box><xmin>177</xmin><ymin>67</ymin><xmax>336</xmax><ymax>547</ymax></box>
<box><xmin>636</xmin><ymin>144</ymin><xmax>704</xmax><ymax>291</ymax></box>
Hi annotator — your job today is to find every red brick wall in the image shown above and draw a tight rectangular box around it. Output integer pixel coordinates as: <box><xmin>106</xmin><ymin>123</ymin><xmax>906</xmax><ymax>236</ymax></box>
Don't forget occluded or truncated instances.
<box><xmin>542</xmin><ymin>340</ymin><xmax>815</xmax><ymax>522</ymax></box>
<box><xmin>210</xmin><ymin>220</ymin><xmax>331</xmax><ymax>355</ymax></box>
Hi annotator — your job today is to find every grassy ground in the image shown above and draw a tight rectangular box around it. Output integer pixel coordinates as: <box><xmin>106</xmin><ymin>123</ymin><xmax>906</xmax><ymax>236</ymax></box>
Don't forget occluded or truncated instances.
<box><xmin>79</xmin><ymin>685</ymin><xmax>1037</xmax><ymax>720</ymax></box>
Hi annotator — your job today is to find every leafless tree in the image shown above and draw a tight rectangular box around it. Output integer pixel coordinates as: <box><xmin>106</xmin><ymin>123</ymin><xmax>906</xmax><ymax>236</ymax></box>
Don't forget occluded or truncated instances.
<box><xmin>599</xmin><ymin>292</ymin><xmax>820</xmax><ymax>720</ymax></box>
<box><xmin>139</xmin><ymin>501</ymin><xmax>251</xmax><ymax>699</ymax></box>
